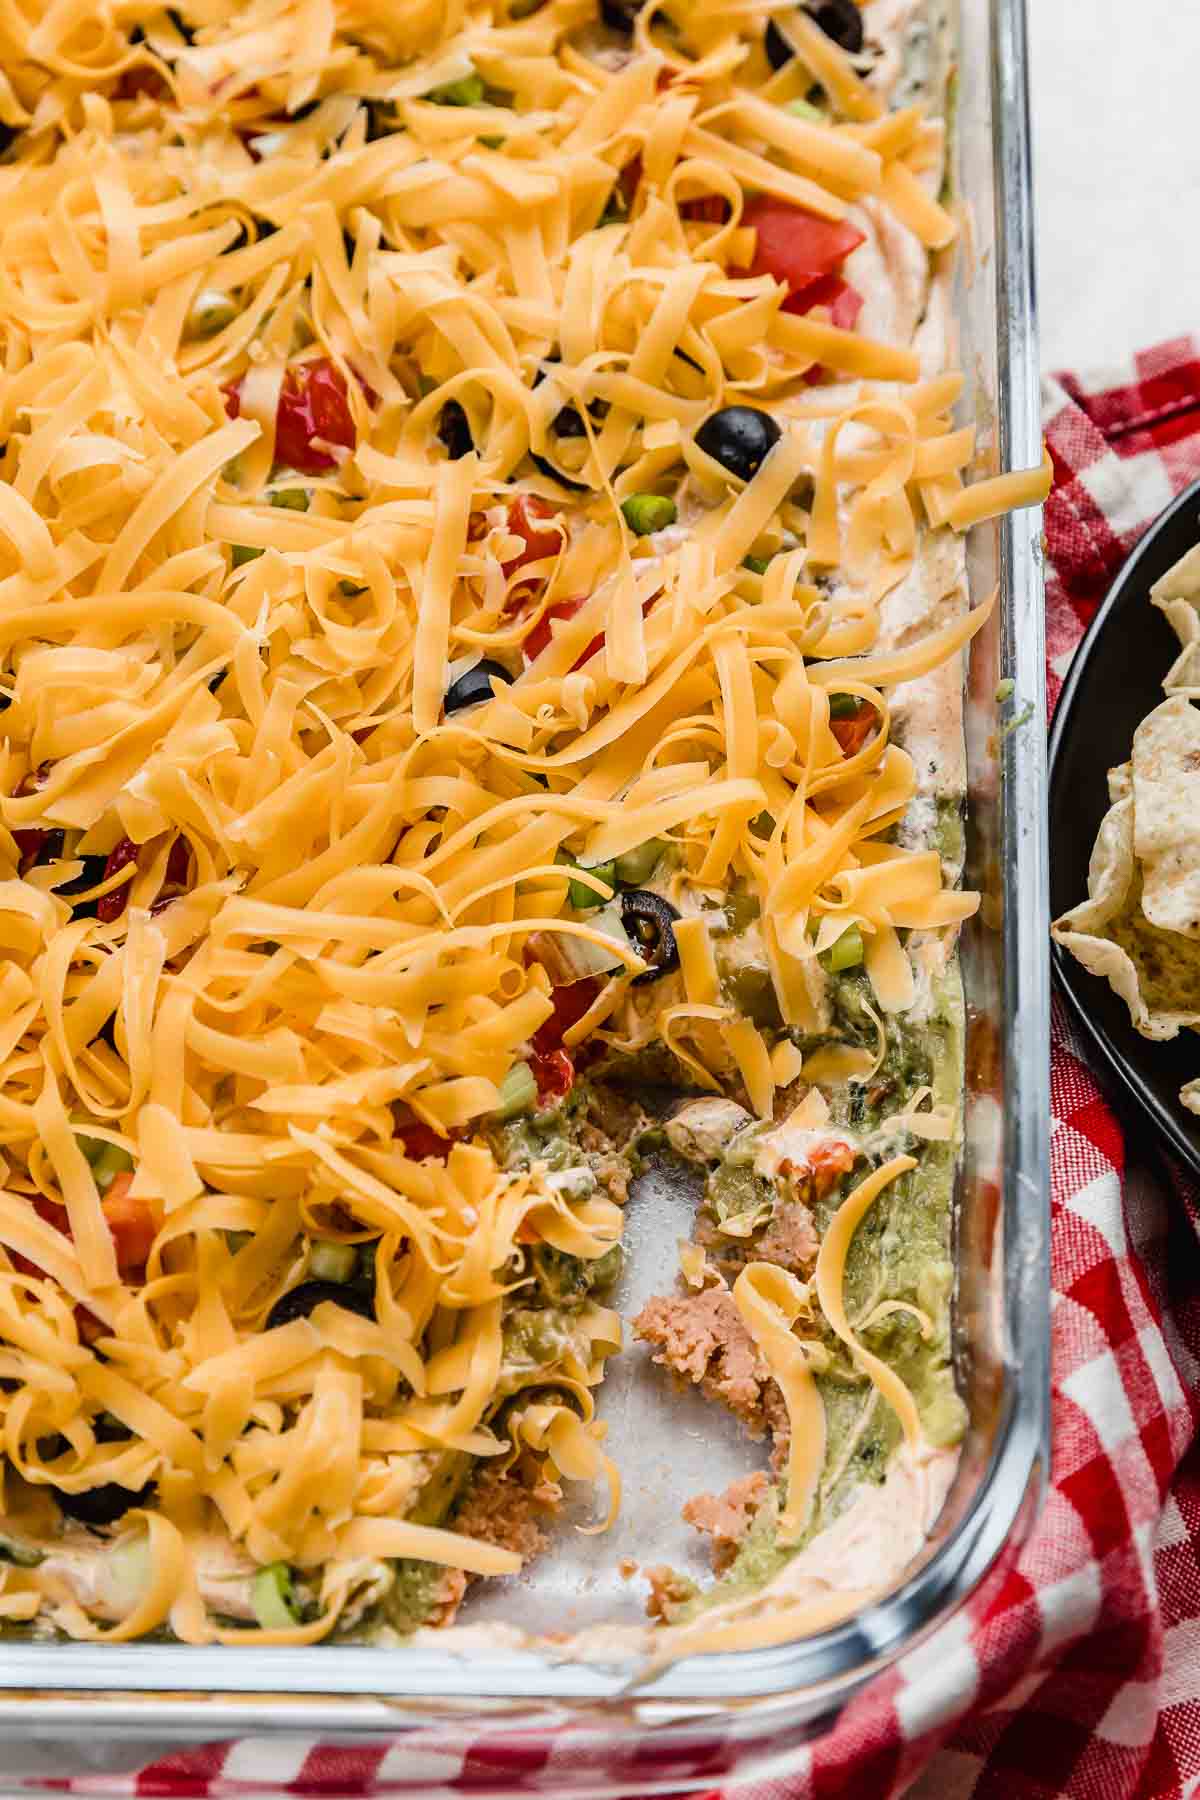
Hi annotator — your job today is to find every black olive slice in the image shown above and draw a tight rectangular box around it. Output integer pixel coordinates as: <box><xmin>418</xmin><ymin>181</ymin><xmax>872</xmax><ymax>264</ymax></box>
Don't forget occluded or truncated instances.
<box><xmin>28</xmin><ymin>829</ymin><xmax>65</xmax><ymax>870</ymax></box>
<box><xmin>766</xmin><ymin>0</ymin><xmax>863</xmax><ymax>68</ymax></box>
<box><xmin>55</xmin><ymin>1480</ymin><xmax>155</xmax><ymax>1529</ymax></box>
<box><xmin>552</xmin><ymin>404</ymin><xmax>588</xmax><ymax>439</ymax></box>
<box><xmin>265</xmin><ymin>1278</ymin><xmax>375</xmax><ymax>1330</ymax></box>
<box><xmin>600</xmin><ymin>0</ymin><xmax>639</xmax><ymax>32</ymax></box>
<box><xmin>58</xmin><ymin>853</ymin><xmax>108</xmax><ymax>918</ymax></box>
<box><xmin>41</xmin><ymin>1422</ymin><xmax>155</xmax><ymax>1530</ymax></box>
<box><xmin>437</xmin><ymin>400</ymin><xmax>474</xmax><ymax>461</ymax></box>
<box><xmin>694</xmin><ymin>406</ymin><xmax>782</xmax><ymax>483</ymax></box>
<box><xmin>619</xmin><ymin>889</ymin><xmax>681</xmax><ymax>984</ymax></box>
<box><xmin>444</xmin><ymin>659</ymin><xmax>514</xmax><ymax>714</ymax></box>
<box><xmin>528</xmin><ymin>450</ymin><xmax>590</xmax><ymax>493</ymax></box>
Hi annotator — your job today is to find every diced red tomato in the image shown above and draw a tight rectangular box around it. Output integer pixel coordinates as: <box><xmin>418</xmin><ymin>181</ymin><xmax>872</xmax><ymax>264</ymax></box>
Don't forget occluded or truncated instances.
<box><xmin>523</xmin><ymin>595</ymin><xmax>589</xmax><ymax>665</ymax></box>
<box><xmin>783</xmin><ymin>273</ymin><xmax>865</xmax><ymax>332</ymax></box>
<box><xmin>523</xmin><ymin>593</ymin><xmax>658</xmax><ymax>670</ymax></box>
<box><xmin>223</xmin><ymin>357</ymin><xmax>356</xmax><ymax>475</ymax></box>
<box><xmin>680</xmin><ymin>195</ymin><xmax>730</xmax><ymax>225</ymax></box>
<box><xmin>97</xmin><ymin>837</ymin><xmax>140</xmax><ymax>924</ymax></box>
<box><xmin>501</xmin><ymin>495</ymin><xmax>563</xmax><ymax>580</ymax></box>
<box><xmin>531</xmin><ymin>976</ymin><xmax>601</xmax><ymax>1058</ymax></box>
<box><xmin>396</xmin><ymin>1122</ymin><xmax>454</xmax><ymax>1162</ymax></box>
<box><xmin>102</xmin><ymin>1172</ymin><xmax>159</xmax><ymax>1275</ymax></box>
<box><xmin>808</xmin><ymin>1139</ymin><xmax>856</xmax><ymax>1199</ymax></box>
<box><xmin>10</xmin><ymin>1184</ymin><xmax>155</xmax><ymax>1296</ymax></box>
<box><xmin>114</xmin><ymin>65</ymin><xmax>168</xmax><ymax>102</ymax></box>
<box><xmin>830</xmin><ymin>703</ymin><xmax>878</xmax><ymax>758</ymax></box>
<box><xmin>742</xmin><ymin>198</ymin><xmax>866</xmax><ymax>299</ymax></box>
<box><xmin>531</xmin><ymin>1046</ymin><xmax>575</xmax><ymax>1106</ymax></box>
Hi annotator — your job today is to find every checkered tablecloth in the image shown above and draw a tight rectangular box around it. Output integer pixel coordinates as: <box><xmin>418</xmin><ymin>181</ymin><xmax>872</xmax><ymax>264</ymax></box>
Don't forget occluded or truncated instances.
<box><xmin>24</xmin><ymin>340</ymin><xmax>1200</xmax><ymax>1800</ymax></box>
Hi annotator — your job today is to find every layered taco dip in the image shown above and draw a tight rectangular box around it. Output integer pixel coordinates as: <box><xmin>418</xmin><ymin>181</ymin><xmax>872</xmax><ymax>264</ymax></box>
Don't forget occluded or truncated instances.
<box><xmin>0</xmin><ymin>0</ymin><xmax>1047</xmax><ymax>1650</ymax></box>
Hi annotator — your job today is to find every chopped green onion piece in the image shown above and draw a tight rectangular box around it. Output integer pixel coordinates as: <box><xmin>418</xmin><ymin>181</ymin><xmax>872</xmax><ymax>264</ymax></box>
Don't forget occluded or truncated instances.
<box><xmin>827</xmin><ymin>691</ymin><xmax>862</xmax><ymax>719</ymax></box>
<box><xmin>822</xmin><ymin>925</ymin><xmax>865</xmax><ymax>973</ymax></box>
<box><xmin>495</xmin><ymin>1061</ymin><xmax>537</xmax><ymax>1121</ymax></box>
<box><xmin>787</xmin><ymin>97</ymin><xmax>824</xmax><ymax>122</ymax></box>
<box><xmin>567</xmin><ymin>860</ymin><xmax>616</xmax><ymax>909</ymax></box>
<box><xmin>77</xmin><ymin>1136</ymin><xmax>134</xmax><ymax>1193</ymax></box>
<box><xmin>184</xmin><ymin>289</ymin><xmax>237</xmax><ymax>341</ymax></box>
<box><xmin>232</xmin><ymin>545</ymin><xmax>263</xmax><ymax>568</ymax></box>
<box><xmin>742</xmin><ymin>554</ymin><xmax>771</xmax><ymax>574</ymax></box>
<box><xmin>270</xmin><ymin>488</ymin><xmax>309</xmax><ymax>512</ymax></box>
<box><xmin>994</xmin><ymin>677</ymin><xmax>1015</xmax><ymax>703</ymax></box>
<box><xmin>0</xmin><ymin>1531</ymin><xmax>41</xmax><ymax>1569</ymax></box>
<box><xmin>308</xmin><ymin>1241</ymin><xmax>358</xmax><ymax>1283</ymax></box>
<box><xmin>252</xmin><ymin>1563</ymin><xmax>300</xmax><ymax>1631</ymax></box>
<box><xmin>613</xmin><ymin>839</ymin><xmax>666</xmax><ymax>886</ymax></box>
<box><xmin>427</xmin><ymin>72</ymin><xmax>486</xmax><ymax>106</ymax></box>
<box><xmin>621</xmin><ymin>493</ymin><xmax>677</xmax><ymax>536</ymax></box>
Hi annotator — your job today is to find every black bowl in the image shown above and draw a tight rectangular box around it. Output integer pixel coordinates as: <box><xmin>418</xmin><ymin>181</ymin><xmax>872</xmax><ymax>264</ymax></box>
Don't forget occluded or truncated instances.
<box><xmin>1049</xmin><ymin>474</ymin><xmax>1200</xmax><ymax>1177</ymax></box>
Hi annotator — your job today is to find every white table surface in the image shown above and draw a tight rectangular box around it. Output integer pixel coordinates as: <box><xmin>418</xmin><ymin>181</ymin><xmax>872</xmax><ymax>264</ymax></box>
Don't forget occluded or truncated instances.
<box><xmin>1032</xmin><ymin>0</ymin><xmax>1200</xmax><ymax>375</ymax></box>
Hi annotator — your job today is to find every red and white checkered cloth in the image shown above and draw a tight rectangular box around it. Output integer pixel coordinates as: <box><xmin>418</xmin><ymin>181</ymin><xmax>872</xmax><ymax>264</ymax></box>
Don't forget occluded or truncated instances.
<box><xmin>27</xmin><ymin>340</ymin><xmax>1200</xmax><ymax>1800</ymax></box>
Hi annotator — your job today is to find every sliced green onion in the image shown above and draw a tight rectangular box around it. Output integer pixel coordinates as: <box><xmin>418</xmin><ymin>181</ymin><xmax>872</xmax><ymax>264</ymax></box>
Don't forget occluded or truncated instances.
<box><xmin>787</xmin><ymin>97</ymin><xmax>824</xmax><ymax>122</ymax></box>
<box><xmin>567</xmin><ymin>860</ymin><xmax>616</xmax><ymax>909</ymax></box>
<box><xmin>77</xmin><ymin>1136</ymin><xmax>134</xmax><ymax>1193</ymax></box>
<box><xmin>0</xmin><ymin>1531</ymin><xmax>42</xmax><ymax>1569</ymax></box>
<box><xmin>270</xmin><ymin>488</ymin><xmax>309</xmax><ymax>512</ymax></box>
<box><xmin>308</xmin><ymin>1241</ymin><xmax>358</xmax><ymax>1283</ymax></box>
<box><xmin>621</xmin><ymin>493</ymin><xmax>677</xmax><ymax>536</ymax></box>
<box><xmin>827</xmin><ymin>692</ymin><xmax>862</xmax><ymax>719</ymax></box>
<box><xmin>427</xmin><ymin>71</ymin><xmax>486</xmax><ymax>106</ymax></box>
<box><xmin>821</xmin><ymin>925</ymin><xmax>864</xmax><ymax>973</ymax></box>
<box><xmin>184</xmin><ymin>289</ymin><xmax>237</xmax><ymax>341</ymax></box>
<box><xmin>495</xmin><ymin>1061</ymin><xmax>537</xmax><ymax>1121</ymax></box>
<box><xmin>994</xmin><ymin>677</ymin><xmax>1015</xmax><ymax>703</ymax></box>
<box><xmin>232</xmin><ymin>544</ymin><xmax>263</xmax><ymax>568</ymax></box>
<box><xmin>742</xmin><ymin>554</ymin><xmax>772</xmax><ymax>575</ymax></box>
<box><xmin>252</xmin><ymin>1562</ymin><xmax>300</xmax><ymax>1630</ymax></box>
<box><xmin>613</xmin><ymin>839</ymin><xmax>666</xmax><ymax>886</ymax></box>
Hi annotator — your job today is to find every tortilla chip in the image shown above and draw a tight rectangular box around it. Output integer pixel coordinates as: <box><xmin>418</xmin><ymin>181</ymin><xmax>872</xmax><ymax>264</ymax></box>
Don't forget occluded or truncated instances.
<box><xmin>1151</xmin><ymin>542</ymin><xmax>1200</xmax><ymax>695</ymax></box>
<box><xmin>1054</xmin><ymin>544</ymin><xmax>1200</xmax><ymax>1118</ymax></box>
<box><xmin>1132</xmin><ymin>696</ymin><xmax>1200</xmax><ymax>937</ymax></box>
<box><xmin>1051</xmin><ymin>779</ymin><xmax>1200</xmax><ymax>1043</ymax></box>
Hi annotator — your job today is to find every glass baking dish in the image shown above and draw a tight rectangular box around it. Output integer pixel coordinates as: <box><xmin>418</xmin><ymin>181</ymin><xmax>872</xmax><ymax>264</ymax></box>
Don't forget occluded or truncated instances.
<box><xmin>0</xmin><ymin>0</ymin><xmax>1049</xmax><ymax>1787</ymax></box>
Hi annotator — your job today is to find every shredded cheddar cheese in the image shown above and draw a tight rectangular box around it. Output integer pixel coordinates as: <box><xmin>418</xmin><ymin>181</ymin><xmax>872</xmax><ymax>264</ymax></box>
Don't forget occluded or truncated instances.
<box><xmin>0</xmin><ymin>0</ymin><xmax>1049</xmax><ymax>1647</ymax></box>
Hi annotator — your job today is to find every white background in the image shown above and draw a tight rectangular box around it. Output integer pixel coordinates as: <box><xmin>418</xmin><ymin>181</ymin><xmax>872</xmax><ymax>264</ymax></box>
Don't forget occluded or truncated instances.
<box><xmin>1033</xmin><ymin>0</ymin><xmax>1199</xmax><ymax>373</ymax></box>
